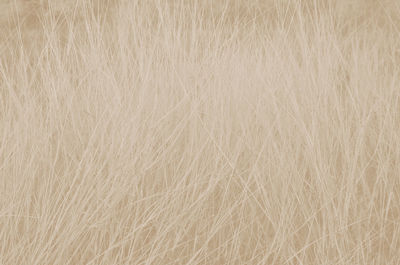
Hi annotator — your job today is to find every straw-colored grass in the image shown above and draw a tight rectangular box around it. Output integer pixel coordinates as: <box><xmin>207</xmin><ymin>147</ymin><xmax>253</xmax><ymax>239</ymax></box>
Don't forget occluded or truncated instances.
<box><xmin>1</xmin><ymin>0</ymin><xmax>400</xmax><ymax>264</ymax></box>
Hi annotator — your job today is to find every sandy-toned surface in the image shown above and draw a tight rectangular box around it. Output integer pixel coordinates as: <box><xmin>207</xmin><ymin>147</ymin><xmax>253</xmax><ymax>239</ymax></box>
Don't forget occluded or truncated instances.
<box><xmin>1</xmin><ymin>1</ymin><xmax>400</xmax><ymax>264</ymax></box>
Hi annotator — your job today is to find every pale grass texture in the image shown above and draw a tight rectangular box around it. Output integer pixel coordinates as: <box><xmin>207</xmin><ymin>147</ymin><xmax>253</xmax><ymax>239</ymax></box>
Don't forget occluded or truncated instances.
<box><xmin>1</xmin><ymin>0</ymin><xmax>400</xmax><ymax>264</ymax></box>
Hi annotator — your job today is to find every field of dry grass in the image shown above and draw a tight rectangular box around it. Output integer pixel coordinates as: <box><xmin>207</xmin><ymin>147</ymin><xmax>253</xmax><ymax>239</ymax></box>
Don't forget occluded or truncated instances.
<box><xmin>1</xmin><ymin>0</ymin><xmax>400</xmax><ymax>264</ymax></box>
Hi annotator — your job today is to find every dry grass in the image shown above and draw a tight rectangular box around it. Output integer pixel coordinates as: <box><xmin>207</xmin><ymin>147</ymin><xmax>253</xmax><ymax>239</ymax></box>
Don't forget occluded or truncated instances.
<box><xmin>1</xmin><ymin>0</ymin><xmax>400</xmax><ymax>264</ymax></box>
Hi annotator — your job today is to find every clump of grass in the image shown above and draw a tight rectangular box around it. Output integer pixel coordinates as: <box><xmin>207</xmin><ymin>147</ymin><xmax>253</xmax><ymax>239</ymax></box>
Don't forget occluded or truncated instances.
<box><xmin>0</xmin><ymin>0</ymin><xmax>399</xmax><ymax>264</ymax></box>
